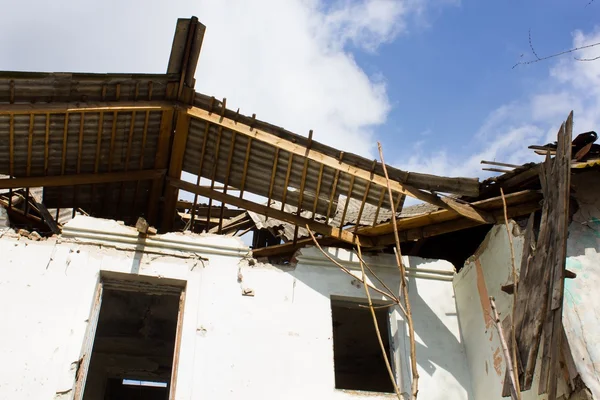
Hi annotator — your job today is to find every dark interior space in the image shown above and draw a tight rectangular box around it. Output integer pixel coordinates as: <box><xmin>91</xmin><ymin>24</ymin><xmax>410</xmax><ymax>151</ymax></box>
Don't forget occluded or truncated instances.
<box><xmin>82</xmin><ymin>288</ymin><xmax>181</xmax><ymax>400</ymax></box>
<box><xmin>402</xmin><ymin>224</ymin><xmax>493</xmax><ymax>271</ymax></box>
<box><xmin>331</xmin><ymin>299</ymin><xmax>394</xmax><ymax>393</ymax></box>
<box><xmin>104</xmin><ymin>379</ymin><xmax>168</xmax><ymax>400</ymax></box>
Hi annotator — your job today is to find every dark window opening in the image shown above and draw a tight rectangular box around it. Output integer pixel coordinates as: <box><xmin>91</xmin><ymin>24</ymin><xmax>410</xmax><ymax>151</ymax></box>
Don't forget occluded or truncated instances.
<box><xmin>81</xmin><ymin>285</ymin><xmax>182</xmax><ymax>400</ymax></box>
<box><xmin>331</xmin><ymin>298</ymin><xmax>394</xmax><ymax>393</ymax></box>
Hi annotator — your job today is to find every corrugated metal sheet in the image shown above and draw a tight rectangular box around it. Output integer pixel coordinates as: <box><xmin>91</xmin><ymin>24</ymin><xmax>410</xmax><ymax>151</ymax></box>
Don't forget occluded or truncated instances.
<box><xmin>331</xmin><ymin>195</ymin><xmax>440</xmax><ymax>227</ymax></box>
<box><xmin>0</xmin><ymin>71</ymin><xmax>173</xmax><ymax>223</ymax></box>
<box><xmin>182</xmin><ymin>117</ymin><xmax>405</xmax><ymax>219</ymax></box>
<box><xmin>192</xmin><ymin>93</ymin><xmax>481</xmax><ymax>198</ymax></box>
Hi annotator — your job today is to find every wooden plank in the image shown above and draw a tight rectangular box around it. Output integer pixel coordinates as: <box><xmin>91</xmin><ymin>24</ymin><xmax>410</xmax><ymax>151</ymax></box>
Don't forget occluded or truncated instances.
<box><xmin>266</xmin><ymin>148</ymin><xmax>280</xmax><ymax>218</ymax></box>
<box><xmin>373</xmin><ymin>200</ymin><xmax>541</xmax><ymax>246</ymax></box>
<box><xmin>0</xmin><ymin>101</ymin><xmax>173</xmax><ymax>115</ymax></box>
<box><xmin>280</xmin><ymin>154</ymin><xmax>294</xmax><ymax>211</ymax></box>
<box><xmin>0</xmin><ymin>169</ymin><xmax>165</xmax><ymax>189</ymax></box>
<box><xmin>30</xmin><ymin>190</ymin><xmax>60</xmax><ymax>235</ymax></box>
<box><xmin>546</xmin><ymin>112</ymin><xmax>573</xmax><ymax>400</ymax></box>
<box><xmin>360</xmin><ymin>190</ymin><xmax>541</xmax><ymax>237</ymax></box>
<box><xmin>161</xmin><ymin>111</ymin><xmax>191</xmax><ymax>232</ymax></box>
<box><xmin>187</xmin><ymin>106</ymin><xmax>488</xmax><ymax>221</ymax></box>
<box><xmin>238</xmin><ymin>137</ymin><xmax>253</xmax><ymax>198</ymax></box>
<box><xmin>133</xmin><ymin>111</ymin><xmax>151</xmax><ymax>217</ymax></box>
<box><xmin>218</xmin><ymin>132</ymin><xmax>237</xmax><ymax>233</ymax></box>
<box><xmin>372</xmin><ymin>187</ymin><xmax>386</xmax><ymax>227</ymax></box>
<box><xmin>116</xmin><ymin>111</ymin><xmax>136</xmax><ymax>217</ymax></box>
<box><xmin>312</xmin><ymin>164</ymin><xmax>325</xmax><ymax>219</ymax></box>
<box><xmin>168</xmin><ymin>177</ymin><xmax>371</xmax><ymax>246</ymax></box>
<box><xmin>189</xmin><ymin>121</ymin><xmax>211</xmax><ymax>229</ymax></box>
<box><xmin>148</xmin><ymin>109</ymin><xmax>174</xmax><ymax>225</ymax></box>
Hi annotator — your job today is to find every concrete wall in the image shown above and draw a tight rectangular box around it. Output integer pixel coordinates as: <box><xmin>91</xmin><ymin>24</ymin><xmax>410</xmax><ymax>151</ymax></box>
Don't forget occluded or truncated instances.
<box><xmin>452</xmin><ymin>222</ymin><xmax>570</xmax><ymax>400</ymax></box>
<box><xmin>0</xmin><ymin>216</ymin><xmax>472</xmax><ymax>400</ymax></box>
<box><xmin>563</xmin><ymin>171</ymin><xmax>600</xmax><ymax>399</ymax></box>
<box><xmin>454</xmin><ymin>171</ymin><xmax>600</xmax><ymax>400</ymax></box>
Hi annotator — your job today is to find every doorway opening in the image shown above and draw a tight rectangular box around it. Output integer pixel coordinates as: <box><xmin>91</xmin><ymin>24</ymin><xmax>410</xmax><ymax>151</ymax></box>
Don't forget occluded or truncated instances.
<box><xmin>76</xmin><ymin>274</ymin><xmax>185</xmax><ymax>400</ymax></box>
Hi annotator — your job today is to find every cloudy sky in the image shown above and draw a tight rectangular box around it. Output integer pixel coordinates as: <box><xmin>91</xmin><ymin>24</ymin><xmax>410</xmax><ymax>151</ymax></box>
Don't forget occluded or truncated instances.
<box><xmin>2</xmin><ymin>0</ymin><xmax>599</xmax><ymax>179</ymax></box>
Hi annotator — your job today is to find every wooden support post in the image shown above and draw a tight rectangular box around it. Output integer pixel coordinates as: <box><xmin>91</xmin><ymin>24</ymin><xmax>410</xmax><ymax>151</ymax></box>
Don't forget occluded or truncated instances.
<box><xmin>73</xmin><ymin>113</ymin><xmax>85</xmax><ymax>217</ymax></box>
<box><xmin>116</xmin><ymin>111</ymin><xmax>136</xmax><ymax>219</ymax></box>
<box><xmin>280</xmin><ymin>153</ymin><xmax>294</xmax><ymax>211</ymax></box>
<box><xmin>218</xmin><ymin>132</ymin><xmax>237</xmax><ymax>233</ymax></box>
<box><xmin>354</xmin><ymin>160</ymin><xmax>376</xmax><ymax>232</ymax></box>
<box><xmin>0</xmin><ymin>170</ymin><xmax>165</xmax><ymax>190</ymax></box>
<box><xmin>238</xmin><ymin>137</ymin><xmax>253</xmax><ymax>199</ymax></box>
<box><xmin>161</xmin><ymin>111</ymin><xmax>191</xmax><ymax>232</ymax></box>
<box><xmin>312</xmin><ymin>164</ymin><xmax>325</xmax><ymax>219</ymax></box>
<box><xmin>206</xmin><ymin>125</ymin><xmax>224</xmax><ymax>231</ymax></box>
<box><xmin>148</xmin><ymin>109</ymin><xmax>174</xmax><ymax>226</ymax></box>
<box><xmin>189</xmin><ymin>121</ymin><xmax>210</xmax><ymax>230</ymax></box>
<box><xmin>326</xmin><ymin>152</ymin><xmax>344</xmax><ymax>221</ymax></box>
<box><xmin>266</xmin><ymin>148</ymin><xmax>280</xmax><ymax>221</ymax></box>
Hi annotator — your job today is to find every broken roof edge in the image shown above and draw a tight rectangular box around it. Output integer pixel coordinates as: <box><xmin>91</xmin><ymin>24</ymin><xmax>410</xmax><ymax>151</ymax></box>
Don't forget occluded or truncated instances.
<box><xmin>191</xmin><ymin>92</ymin><xmax>481</xmax><ymax>198</ymax></box>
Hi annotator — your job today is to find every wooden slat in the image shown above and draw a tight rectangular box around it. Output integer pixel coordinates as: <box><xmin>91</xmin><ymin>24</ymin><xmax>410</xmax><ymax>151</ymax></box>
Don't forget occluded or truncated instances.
<box><xmin>280</xmin><ymin>154</ymin><xmax>294</xmax><ymax>211</ymax></box>
<box><xmin>116</xmin><ymin>111</ymin><xmax>136</xmax><ymax>217</ymax></box>
<box><xmin>168</xmin><ymin>177</ymin><xmax>370</xmax><ymax>246</ymax></box>
<box><xmin>266</xmin><ymin>148</ymin><xmax>280</xmax><ymax>219</ymax></box>
<box><xmin>189</xmin><ymin>121</ymin><xmax>210</xmax><ymax>229</ymax></box>
<box><xmin>0</xmin><ymin>101</ymin><xmax>173</xmax><ymax>115</ymax></box>
<box><xmin>218</xmin><ymin>132</ymin><xmax>237</xmax><ymax>233</ymax></box>
<box><xmin>544</xmin><ymin>112</ymin><xmax>572</xmax><ymax>400</ymax></box>
<box><xmin>148</xmin><ymin>109</ymin><xmax>174</xmax><ymax>225</ymax></box>
<box><xmin>8</xmin><ymin>114</ymin><xmax>14</xmax><ymax>208</ymax></box>
<box><xmin>372</xmin><ymin>187</ymin><xmax>386</xmax><ymax>227</ymax></box>
<box><xmin>238</xmin><ymin>137</ymin><xmax>252</xmax><ymax>198</ymax></box>
<box><xmin>186</xmin><ymin>106</ymin><xmax>486</xmax><ymax>221</ymax></box>
<box><xmin>73</xmin><ymin>113</ymin><xmax>85</xmax><ymax>216</ymax></box>
<box><xmin>359</xmin><ymin>190</ymin><xmax>541</xmax><ymax>237</ymax></box>
<box><xmin>312</xmin><ymin>164</ymin><xmax>325</xmax><ymax>219</ymax></box>
<box><xmin>206</xmin><ymin>125</ymin><xmax>224</xmax><ymax>230</ymax></box>
<box><xmin>0</xmin><ymin>169</ymin><xmax>165</xmax><ymax>189</ymax></box>
<box><xmin>161</xmin><ymin>111</ymin><xmax>191</xmax><ymax>231</ymax></box>
<box><xmin>372</xmin><ymin>198</ymin><xmax>541</xmax><ymax>246</ymax></box>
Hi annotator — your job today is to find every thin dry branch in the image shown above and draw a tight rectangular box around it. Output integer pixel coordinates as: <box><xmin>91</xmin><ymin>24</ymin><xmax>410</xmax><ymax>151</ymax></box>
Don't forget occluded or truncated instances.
<box><xmin>501</xmin><ymin>188</ymin><xmax>522</xmax><ymax>399</ymax></box>
<box><xmin>378</xmin><ymin>142</ymin><xmax>419</xmax><ymax>400</ymax></box>
<box><xmin>354</xmin><ymin>251</ymin><xmax>408</xmax><ymax>317</ymax></box>
<box><xmin>490</xmin><ymin>296</ymin><xmax>520</xmax><ymax>400</ymax></box>
<box><xmin>357</xmin><ymin>243</ymin><xmax>403</xmax><ymax>400</ymax></box>
<box><xmin>514</xmin><ymin>37</ymin><xmax>600</xmax><ymax>68</ymax></box>
<box><xmin>306</xmin><ymin>228</ymin><xmax>399</xmax><ymax>303</ymax></box>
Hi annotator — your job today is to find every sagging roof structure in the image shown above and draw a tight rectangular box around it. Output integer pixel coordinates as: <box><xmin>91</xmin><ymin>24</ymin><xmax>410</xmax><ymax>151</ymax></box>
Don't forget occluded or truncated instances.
<box><xmin>0</xmin><ymin>17</ymin><xmax>543</xmax><ymax>257</ymax></box>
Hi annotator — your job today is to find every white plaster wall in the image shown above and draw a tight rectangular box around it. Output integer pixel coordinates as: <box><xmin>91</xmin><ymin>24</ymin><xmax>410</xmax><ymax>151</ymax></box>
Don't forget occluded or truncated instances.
<box><xmin>0</xmin><ymin>216</ymin><xmax>471</xmax><ymax>400</ymax></box>
<box><xmin>563</xmin><ymin>171</ymin><xmax>600</xmax><ymax>398</ymax></box>
<box><xmin>453</xmin><ymin>222</ymin><xmax>570</xmax><ymax>400</ymax></box>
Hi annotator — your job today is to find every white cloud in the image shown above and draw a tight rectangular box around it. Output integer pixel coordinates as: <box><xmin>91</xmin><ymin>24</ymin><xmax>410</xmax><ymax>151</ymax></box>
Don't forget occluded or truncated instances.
<box><xmin>0</xmin><ymin>0</ymin><xmax>454</xmax><ymax>159</ymax></box>
<box><xmin>396</xmin><ymin>27</ymin><xmax>600</xmax><ymax>179</ymax></box>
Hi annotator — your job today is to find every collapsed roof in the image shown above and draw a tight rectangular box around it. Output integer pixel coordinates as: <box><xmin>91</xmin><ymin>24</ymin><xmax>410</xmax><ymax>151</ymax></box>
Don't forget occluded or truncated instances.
<box><xmin>0</xmin><ymin>16</ymin><xmax>587</xmax><ymax>259</ymax></box>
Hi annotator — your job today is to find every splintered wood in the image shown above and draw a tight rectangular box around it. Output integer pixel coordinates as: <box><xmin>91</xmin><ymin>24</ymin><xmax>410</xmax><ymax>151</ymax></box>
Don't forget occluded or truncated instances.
<box><xmin>503</xmin><ymin>112</ymin><xmax>573</xmax><ymax>399</ymax></box>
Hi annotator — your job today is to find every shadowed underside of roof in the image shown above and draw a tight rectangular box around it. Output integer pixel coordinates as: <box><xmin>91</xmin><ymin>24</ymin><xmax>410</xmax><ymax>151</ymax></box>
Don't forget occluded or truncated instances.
<box><xmin>0</xmin><ymin>16</ymin><xmax>542</xmax><ymax>254</ymax></box>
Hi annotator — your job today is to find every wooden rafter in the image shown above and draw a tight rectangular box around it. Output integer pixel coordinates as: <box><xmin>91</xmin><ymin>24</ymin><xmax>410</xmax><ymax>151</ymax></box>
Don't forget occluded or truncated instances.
<box><xmin>161</xmin><ymin>111</ymin><xmax>191</xmax><ymax>231</ymax></box>
<box><xmin>167</xmin><ymin>177</ymin><xmax>371</xmax><ymax>246</ymax></box>
<box><xmin>185</xmin><ymin>105</ymin><xmax>491</xmax><ymax>224</ymax></box>
<box><xmin>0</xmin><ymin>101</ymin><xmax>173</xmax><ymax>115</ymax></box>
<box><xmin>0</xmin><ymin>169</ymin><xmax>165</xmax><ymax>190</ymax></box>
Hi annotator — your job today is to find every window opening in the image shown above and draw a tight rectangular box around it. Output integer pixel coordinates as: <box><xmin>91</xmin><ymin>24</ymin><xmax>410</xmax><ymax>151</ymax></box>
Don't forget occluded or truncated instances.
<box><xmin>331</xmin><ymin>298</ymin><xmax>394</xmax><ymax>393</ymax></box>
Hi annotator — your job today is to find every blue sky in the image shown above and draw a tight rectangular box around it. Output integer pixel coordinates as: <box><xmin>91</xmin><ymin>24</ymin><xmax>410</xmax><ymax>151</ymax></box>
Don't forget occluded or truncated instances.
<box><xmin>2</xmin><ymin>0</ymin><xmax>599</xmax><ymax>180</ymax></box>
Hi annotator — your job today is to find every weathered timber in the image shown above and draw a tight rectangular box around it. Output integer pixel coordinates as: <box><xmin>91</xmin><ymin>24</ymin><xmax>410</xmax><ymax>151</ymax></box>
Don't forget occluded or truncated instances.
<box><xmin>168</xmin><ymin>177</ymin><xmax>370</xmax><ymax>247</ymax></box>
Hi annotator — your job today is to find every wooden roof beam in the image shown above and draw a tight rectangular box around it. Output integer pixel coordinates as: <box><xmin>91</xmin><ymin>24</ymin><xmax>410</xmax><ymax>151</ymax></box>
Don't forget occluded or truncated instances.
<box><xmin>359</xmin><ymin>189</ymin><xmax>541</xmax><ymax>237</ymax></box>
<box><xmin>185</xmin><ymin>105</ymin><xmax>493</xmax><ymax>224</ymax></box>
<box><xmin>167</xmin><ymin>177</ymin><xmax>372</xmax><ymax>247</ymax></box>
<box><xmin>0</xmin><ymin>169</ymin><xmax>165</xmax><ymax>190</ymax></box>
<box><xmin>0</xmin><ymin>101</ymin><xmax>173</xmax><ymax>115</ymax></box>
